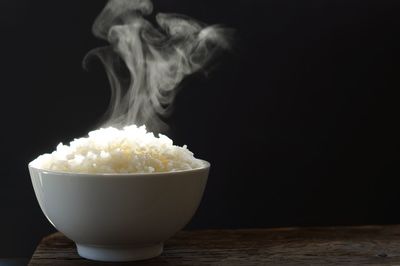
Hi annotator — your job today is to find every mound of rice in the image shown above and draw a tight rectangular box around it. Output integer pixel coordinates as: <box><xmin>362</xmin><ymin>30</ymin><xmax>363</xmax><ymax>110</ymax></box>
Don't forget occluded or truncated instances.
<box><xmin>30</xmin><ymin>125</ymin><xmax>204</xmax><ymax>173</ymax></box>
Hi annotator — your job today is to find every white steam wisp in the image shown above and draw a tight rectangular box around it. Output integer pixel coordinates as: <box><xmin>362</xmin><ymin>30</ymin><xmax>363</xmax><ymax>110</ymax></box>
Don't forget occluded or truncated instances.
<box><xmin>85</xmin><ymin>0</ymin><xmax>232</xmax><ymax>132</ymax></box>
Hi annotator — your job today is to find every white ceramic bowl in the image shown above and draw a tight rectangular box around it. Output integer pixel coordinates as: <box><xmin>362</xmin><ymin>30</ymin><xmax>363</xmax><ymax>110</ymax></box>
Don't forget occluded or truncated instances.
<box><xmin>28</xmin><ymin>161</ymin><xmax>209</xmax><ymax>261</ymax></box>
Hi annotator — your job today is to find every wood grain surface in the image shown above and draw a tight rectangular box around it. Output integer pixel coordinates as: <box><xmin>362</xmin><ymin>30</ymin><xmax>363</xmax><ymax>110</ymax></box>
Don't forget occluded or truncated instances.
<box><xmin>29</xmin><ymin>225</ymin><xmax>400</xmax><ymax>265</ymax></box>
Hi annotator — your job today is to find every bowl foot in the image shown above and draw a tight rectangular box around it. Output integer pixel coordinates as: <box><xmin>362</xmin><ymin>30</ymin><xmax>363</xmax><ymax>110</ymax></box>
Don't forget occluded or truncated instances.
<box><xmin>76</xmin><ymin>243</ymin><xmax>163</xmax><ymax>261</ymax></box>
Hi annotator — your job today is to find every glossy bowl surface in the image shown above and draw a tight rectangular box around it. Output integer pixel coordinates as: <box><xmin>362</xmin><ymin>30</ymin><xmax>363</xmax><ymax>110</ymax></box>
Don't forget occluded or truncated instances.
<box><xmin>28</xmin><ymin>161</ymin><xmax>209</xmax><ymax>261</ymax></box>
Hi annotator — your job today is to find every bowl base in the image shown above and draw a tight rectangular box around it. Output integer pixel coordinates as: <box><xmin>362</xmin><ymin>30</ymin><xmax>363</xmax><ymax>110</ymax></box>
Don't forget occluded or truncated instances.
<box><xmin>76</xmin><ymin>243</ymin><xmax>163</xmax><ymax>262</ymax></box>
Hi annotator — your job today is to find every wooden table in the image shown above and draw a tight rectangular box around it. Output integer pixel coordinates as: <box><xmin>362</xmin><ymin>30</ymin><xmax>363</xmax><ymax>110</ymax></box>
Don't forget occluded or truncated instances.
<box><xmin>29</xmin><ymin>225</ymin><xmax>400</xmax><ymax>265</ymax></box>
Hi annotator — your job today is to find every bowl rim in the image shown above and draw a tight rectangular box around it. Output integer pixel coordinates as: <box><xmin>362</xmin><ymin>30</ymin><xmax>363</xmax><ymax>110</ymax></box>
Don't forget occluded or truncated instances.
<box><xmin>28</xmin><ymin>159</ymin><xmax>210</xmax><ymax>177</ymax></box>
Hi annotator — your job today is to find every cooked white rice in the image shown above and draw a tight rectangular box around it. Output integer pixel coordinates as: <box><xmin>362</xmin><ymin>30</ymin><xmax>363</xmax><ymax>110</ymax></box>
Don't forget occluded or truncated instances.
<box><xmin>30</xmin><ymin>125</ymin><xmax>204</xmax><ymax>173</ymax></box>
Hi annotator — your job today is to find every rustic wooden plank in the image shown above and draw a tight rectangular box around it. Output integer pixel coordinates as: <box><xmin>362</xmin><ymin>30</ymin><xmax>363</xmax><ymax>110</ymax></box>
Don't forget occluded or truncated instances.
<box><xmin>29</xmin><ymin>225</ymin><xmax>400</xmax><ymax>265</ymax></box>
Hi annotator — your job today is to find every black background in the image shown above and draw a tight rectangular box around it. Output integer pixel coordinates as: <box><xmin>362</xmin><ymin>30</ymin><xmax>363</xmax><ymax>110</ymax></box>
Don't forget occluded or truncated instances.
<box><xmin>1</xmin><ymin>0</ymin><xmax>400</xmax><ymax>258</ymax></box>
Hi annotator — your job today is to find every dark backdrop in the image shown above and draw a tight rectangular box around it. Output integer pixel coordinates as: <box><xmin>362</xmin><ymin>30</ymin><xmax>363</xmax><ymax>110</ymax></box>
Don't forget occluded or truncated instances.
<box><xmin>1</xmin><ymin>0</ymin><xmax>400</xmax><ymax>257</ymax></box>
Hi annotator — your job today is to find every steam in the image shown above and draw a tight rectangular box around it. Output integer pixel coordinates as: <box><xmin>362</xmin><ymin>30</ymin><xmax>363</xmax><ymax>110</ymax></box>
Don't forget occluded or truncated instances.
<box><xmin>84</xmin><ymin>0</ymin><xmax>232</xmax><ymax>132</ymax></box>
